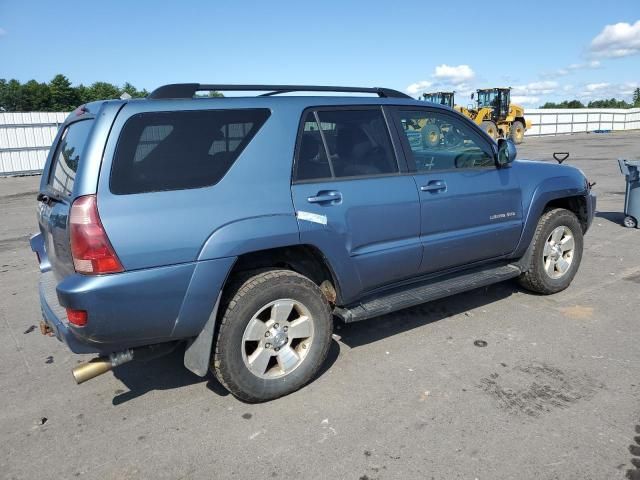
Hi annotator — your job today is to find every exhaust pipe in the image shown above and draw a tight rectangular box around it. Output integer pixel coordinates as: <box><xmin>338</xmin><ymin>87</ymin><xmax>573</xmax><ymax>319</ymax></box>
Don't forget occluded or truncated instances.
<box><xmin>72</xmin><ymin>349</ymin><xmax>134</xmax><ymax>384</ymax></box>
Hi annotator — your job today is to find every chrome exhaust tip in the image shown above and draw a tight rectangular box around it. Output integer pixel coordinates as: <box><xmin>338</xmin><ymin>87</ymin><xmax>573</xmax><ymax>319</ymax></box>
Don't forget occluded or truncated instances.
<box><xmin>72</xmin><ymin>350</ymin><xmax>134</xmax><ymax>384</ymax></box>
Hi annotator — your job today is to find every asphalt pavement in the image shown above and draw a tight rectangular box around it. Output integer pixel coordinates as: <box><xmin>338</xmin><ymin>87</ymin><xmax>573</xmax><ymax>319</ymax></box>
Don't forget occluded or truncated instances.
<box><xmin>1</xmin><ymin>131</ymin><xmax>639</xmax><ymax>480</ymax></box>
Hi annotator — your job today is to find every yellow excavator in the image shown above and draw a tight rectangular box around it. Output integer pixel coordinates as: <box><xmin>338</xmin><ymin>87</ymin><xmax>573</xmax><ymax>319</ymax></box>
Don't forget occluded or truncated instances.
<box><xmin>422</xmin><ymin>88</ymin><xmax>531</xmax><ymax>144</ymax></box>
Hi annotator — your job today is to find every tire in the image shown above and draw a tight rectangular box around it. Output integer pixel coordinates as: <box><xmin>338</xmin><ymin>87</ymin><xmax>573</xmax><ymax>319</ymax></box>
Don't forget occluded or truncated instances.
<box><xmin>510</xmin><ymin>120</ymin><xmax>525</xmax><ymax>144</ymax></box>
<box><xmin>421</xmin><ymin>124</ymin><xmax>441</xmax><ymax>147</ymax></box>
<box><xmin>518</xmin><ymin>208</ymin><xmax>584</xmax><ymax>295</ymax></box>
<box><xmin>212</xmin><ymin>269</ymin><xmax>333</xmax><ymax>402</ymax></box>
<box><xmin>481</xmin><ymin>120</ymin><xmax>498</xmax><ymax>140</ymax></box>
<box><xmin>624</xmin><ymin>215</ymin><xmax>638</xmax><ymax>228</ymax></box>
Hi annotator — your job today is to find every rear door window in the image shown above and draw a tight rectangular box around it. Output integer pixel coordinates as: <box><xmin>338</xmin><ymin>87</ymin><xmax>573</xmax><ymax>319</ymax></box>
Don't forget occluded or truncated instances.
<box><xmin>294</xmin><ymin>108</ymin><xmax>398</xmax><ymax>182</ymax></box>
<box><xmin>48</xmin><ymin>119</ymin><xmax>94</xmax><ymax>197</ymax></box>
<box><xmin>110</xmin><ymin>109</ymin><xmax>270</xmax><ymax>194</ymax></box>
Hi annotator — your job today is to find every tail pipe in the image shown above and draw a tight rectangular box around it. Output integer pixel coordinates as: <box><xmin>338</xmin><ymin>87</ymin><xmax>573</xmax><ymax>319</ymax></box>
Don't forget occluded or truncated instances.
<box><xmin>72</xmin><ymin>350</ymin><xmax>134</xmax><ymax>384</ymax></box>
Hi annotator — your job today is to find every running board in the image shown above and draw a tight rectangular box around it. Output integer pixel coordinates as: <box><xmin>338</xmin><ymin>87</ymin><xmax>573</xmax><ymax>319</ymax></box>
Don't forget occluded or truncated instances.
<box><xmin>334</xmin><ymin>264</ymin><xmax>521</xmax><ymax>323</ymax></box>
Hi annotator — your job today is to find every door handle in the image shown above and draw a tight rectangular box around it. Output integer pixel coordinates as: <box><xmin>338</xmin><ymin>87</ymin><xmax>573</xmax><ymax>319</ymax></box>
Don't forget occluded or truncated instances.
<box><xmin>307</xmin><ymin>191</ymin><xmax>342</xmax><ymax>204</ymax></box>
<box><xmin>420</xmin><ymin>181</ymin><xmax>447</xmax><ymax>193</ymax></box>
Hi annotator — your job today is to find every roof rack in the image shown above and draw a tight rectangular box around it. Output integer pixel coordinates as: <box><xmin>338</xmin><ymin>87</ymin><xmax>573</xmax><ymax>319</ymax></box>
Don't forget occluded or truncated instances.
<box><xmin>147</xmin><ymin>84</ymin><xmax>411</xmax><ymax>99</ymax></box>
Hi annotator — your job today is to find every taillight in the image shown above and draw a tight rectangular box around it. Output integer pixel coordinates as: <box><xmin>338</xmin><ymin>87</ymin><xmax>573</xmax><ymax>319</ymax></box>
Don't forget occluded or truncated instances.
<box><xmin>69</xmin><ymin>195</ymin><xmax>124</xmax><ymax>274</ymax></box>
<box><xmin>66</xmin><ymin>308</ymin><xmax>88</xmax><ymax>327</ymax></box>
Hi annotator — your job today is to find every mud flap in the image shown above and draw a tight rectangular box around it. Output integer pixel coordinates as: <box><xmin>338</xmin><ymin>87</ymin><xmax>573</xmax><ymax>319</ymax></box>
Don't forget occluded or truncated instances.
<box><xmin>183</xmin><ymin>293</ymin><xmax>221</xmax><ymax>377</ymax></box>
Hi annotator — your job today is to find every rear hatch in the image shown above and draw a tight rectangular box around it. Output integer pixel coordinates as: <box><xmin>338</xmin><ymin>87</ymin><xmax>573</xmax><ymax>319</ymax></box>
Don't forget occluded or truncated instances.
<box><xmin>37</xmin><ymin>116</ymin><xmax>95</xmax><ymax>281</ymax></box>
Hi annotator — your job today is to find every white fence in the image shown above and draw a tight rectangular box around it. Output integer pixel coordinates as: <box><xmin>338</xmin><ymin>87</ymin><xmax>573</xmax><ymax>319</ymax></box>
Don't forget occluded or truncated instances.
<box><xmin>524</xmin><ymin>108</ymin><xmax>640</xmax><ymax>136</ymax></box>
<box><xmin>1</xmin><ymin>108</ymin><xmax>639</xmax><ymax>176</ymax></box>
<box><xmin>0</xmin><ymin>112</ymin><xmax>67</xmax><ymax>176</ymax></box>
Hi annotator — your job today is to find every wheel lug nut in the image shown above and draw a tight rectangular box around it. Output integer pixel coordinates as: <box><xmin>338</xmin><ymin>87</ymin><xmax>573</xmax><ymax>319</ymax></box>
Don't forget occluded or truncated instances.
<box><xmin>275</xmin><ymin>347</ymin><xmax>280</xmax><ymax>352</ymax></box>
<box><xmin>265</xmin><ymin>331</ymin><xmax>270</xmax><ymax>337</ymax></box>
<box><xmin>274</xmin><ymin>323</ymin><xmax>279</xmax><ymax>328</ymax></box>
<box><xmin>265</xmin><ymin>343</ymin><xmax>271</xmax><ymax>349</ymax></box>
<box><xmin>283</xmin><ymin>326</ymin><xmax>288</xmax><ymax>332</ymax></box>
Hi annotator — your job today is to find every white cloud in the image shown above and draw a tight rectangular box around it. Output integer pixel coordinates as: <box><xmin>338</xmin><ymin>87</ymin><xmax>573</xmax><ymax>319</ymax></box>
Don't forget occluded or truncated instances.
<box><xmin>576</xmin><ymin>81</ymin><xmax>639</xmax><ymax>100</ymax></box>
<box><xmin>512</xmin><ymin>95</ymin><xmax>540</xmax><ymax>105</ymax></box>
<box><xmin>433</xmin><ymin>64</ymin><xmax>475</xmax><ymax>84</ymax></box>
<box><xmin>512</xmin><ymin>81</ymin><xmax>558</xmax><ymax>96</ymax></box>
<box><xmin>584</xmin><ymin>82</ymin><xmax>610</xmax><ymax>92</ymax></box>
<box><xmin>590</xmin><ymin>20</ymin><xmax>640</xmax><ymax>58</ymax></box>
<box><xmin>406</xmin><ymin>80</ymin><xmax>433</xmax><ymax>95</ymax></box>
<box><xmin>543</xmin><ymin>60</ymin><xmax>600</xmax><ymax>78</ymax></box>
<box><xmin>405</xmin><ymin>64</ymin><xmax>475</xmax><ymax>96</ymax></box>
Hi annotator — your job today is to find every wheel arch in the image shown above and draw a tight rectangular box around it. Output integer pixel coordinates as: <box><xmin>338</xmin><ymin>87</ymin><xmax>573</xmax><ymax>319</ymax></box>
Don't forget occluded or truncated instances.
<box><xmin>183</xmin><ymin>243</ymin><xmax>342</xmax><ymax>378</ymax></box>
<box><xmin>229</xmin><ymin>244</ymin><xmax>343</xmax><ymax>305</ymax></box>
<box><xmin>514</xmin><ymin>174</ymin><xmax>589</xmax><ymax>259</ymax></box>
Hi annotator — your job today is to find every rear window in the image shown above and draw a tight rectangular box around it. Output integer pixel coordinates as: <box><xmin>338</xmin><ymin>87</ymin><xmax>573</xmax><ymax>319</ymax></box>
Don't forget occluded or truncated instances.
<box><xmin>48</xmin><ymin>119</ymin><xmax>94</xmax><ymax>197</ymax></box>
<box><xmin>110</xmin><ymin>109</ymin><xmax>270</xmax><ymax>194</ymax></box>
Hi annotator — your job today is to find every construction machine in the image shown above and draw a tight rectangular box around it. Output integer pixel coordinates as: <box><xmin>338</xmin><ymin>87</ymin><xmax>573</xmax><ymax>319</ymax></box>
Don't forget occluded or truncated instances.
<box><xmin>421</xmin><ymin>88</ymin><xmax>530</xmax><ymax>143</ymax></box>
<box><xmin>421</xmin><ymin>91</ymin><xmax>455</xmax><ymax>108</ymax></box>
<box><xmin>465</xmin><ymin>88</ymin><xmax>530</xmax><ymax>144</ymax></box>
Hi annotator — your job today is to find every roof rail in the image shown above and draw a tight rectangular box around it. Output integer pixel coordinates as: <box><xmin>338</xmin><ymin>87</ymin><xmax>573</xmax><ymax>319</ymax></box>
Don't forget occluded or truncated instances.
<box><xmin>147</xmin><ymin>84</ymin><xmax>411</xmax><ymax>99</ymax></box>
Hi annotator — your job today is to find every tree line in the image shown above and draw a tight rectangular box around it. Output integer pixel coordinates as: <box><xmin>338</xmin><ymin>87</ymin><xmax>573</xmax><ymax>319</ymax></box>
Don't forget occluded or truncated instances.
<box><xmin>0</xmin><ymin>74</ymin><xmax>148</xmax><ymax>112</ymax></box>
<box><xmin>0</xmin><ymin>74</ymin><xmax>224</xmax><ymax>112</ymax></box>
<box><xmin>541</xmin><ymin>89</ymin><xmax>640</xmax><ymax>109</ymax></box>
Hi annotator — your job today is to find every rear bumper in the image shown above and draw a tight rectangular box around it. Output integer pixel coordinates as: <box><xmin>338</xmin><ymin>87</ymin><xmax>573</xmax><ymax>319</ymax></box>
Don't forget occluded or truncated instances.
<box><xmin>39</xmin><ymin>272</ymin><xmax>98</xmax><ymax>354</ymax></box>
<box><xmin>37</xmin><ymin>257</ymin><xmax>235</xmax><ymax>355</ymax></box>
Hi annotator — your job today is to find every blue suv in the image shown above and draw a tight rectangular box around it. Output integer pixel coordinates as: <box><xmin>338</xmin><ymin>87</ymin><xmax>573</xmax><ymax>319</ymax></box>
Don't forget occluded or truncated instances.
<box><xmin>31</xmin><ymin>84</ymin><xmax>596</xmax><ymax>402</ymax></box>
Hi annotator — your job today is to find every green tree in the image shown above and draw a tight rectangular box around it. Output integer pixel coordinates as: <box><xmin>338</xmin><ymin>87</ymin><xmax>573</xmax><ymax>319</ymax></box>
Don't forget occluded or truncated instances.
<box><xmin>0</xmin><ymin>79</ymin><xmax>26</xmax><ymax>111</ymax></box>
<box><xmin>21</xmin><ymin>80</ymin><xmax>52</xmax><ymax>111</ymax></box>
<box><xmin>633</xmin><ymin>88</ymin><xmax>640</xmax><ymax>107</ymax></box>
<box><xmin>85</xmin><ymin>81</ymin><xmax>121</xmax><ymax>102</ymax></box>
<box><xmin>121</xmin><ymin>82</ymin><xmax>149</xmax><ymax>98</ymax></box>
<box><xmin>49</xmin><ymin>74</ymin><xmax>79</xmax><ymax>111</ymax></box>
<box><xmin>540</xmin><ymin>100</ymin><xmax>585</xmax><ymax>109</ymax></box>
<box><xmin>587</xmin><ymin>98</ymin><xmax>632</xmax><ymax>108</ymax></box>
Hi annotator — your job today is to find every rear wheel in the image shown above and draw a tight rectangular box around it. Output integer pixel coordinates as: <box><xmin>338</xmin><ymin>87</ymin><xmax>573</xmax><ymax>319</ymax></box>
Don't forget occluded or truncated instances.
<box><xmin>481</xmin><ymin>120</ymin><xmax>498</xmax><ymax>140</ymax></box>
<box><xmin>624</xmin><ymin>215</ymin><xmax>638</xmax><ymax>228</ymax></box>
<box><xmin>518</xmin><ymin>208</ymin><xmax>583</xmax><ymax>294</ymax></box>
<box><xmin>212</xmin><ymin>269</ymin><xmax>333</xmax><ymax>402</ymax></box>
<box><xmin>510</xmin><ymin>121</ymin><xmax>525</xmax><ymax>144</ymax></box>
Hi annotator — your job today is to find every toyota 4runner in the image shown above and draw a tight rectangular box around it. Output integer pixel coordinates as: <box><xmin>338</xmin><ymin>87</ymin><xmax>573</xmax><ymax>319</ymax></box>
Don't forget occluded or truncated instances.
<box><xmin>31</xmin><ymin>84</ymin><xmax>596</xmax><ymax>402</ymax></box>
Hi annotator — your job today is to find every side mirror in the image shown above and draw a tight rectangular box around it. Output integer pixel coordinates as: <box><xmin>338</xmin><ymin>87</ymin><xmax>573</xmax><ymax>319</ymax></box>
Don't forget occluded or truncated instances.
<box><xmin>497</xmin><ymin>138</ymin><xmax>517</xmax><ymax>166</ymax></box>
<box><xmin>470</xmin><ymin>93</ymin><xmax>475</xmax><ymax>100</ymax></box>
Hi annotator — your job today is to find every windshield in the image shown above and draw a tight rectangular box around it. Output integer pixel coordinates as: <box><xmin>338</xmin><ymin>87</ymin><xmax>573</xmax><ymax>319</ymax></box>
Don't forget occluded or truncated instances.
<box><xmin>477</xmin><ymin>90</ymin><xmax>498</xmax><ymax>108</ymax></box>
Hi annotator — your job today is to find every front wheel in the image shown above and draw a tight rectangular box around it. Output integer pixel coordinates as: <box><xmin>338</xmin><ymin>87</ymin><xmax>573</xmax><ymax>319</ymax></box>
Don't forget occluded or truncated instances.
<box><xmin>212</xmin><ymin>269</ymin><xmax>333</xmax><ymax>402</ymax></box>
<box><xmin>518</xmin><ymin>208</ymin><xmax>584</xmax><ymax>294</ymax></box>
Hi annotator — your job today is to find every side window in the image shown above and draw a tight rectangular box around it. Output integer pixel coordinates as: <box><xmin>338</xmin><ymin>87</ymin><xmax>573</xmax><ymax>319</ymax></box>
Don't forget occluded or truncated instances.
<box><xmin>48</xmin><ymin>119</ymin><xmax>94</xmax><ymax>197</ymax></box>
<box><xmin>294</xmin><ymin>108</ymin><xmax>398</xmax><ymax>182</ymax></box>
<box><xmin>317</xmin><ymin>109</ymin><xmax>397</xmax><ymax>178</ymax></box>
<box><xmin>111</xmin><ymin>108</ymin><xmax>270</xmax><ymax>194</ymax></box>
<box><xmin>295</xmin><ymin>112</ymin><xmax>332</xmax><ymax>181</ymax></box>
<box><xmin>396</xmin><ymin>110</ymin><xmax>494</xmax><ymax>172</ymax></box>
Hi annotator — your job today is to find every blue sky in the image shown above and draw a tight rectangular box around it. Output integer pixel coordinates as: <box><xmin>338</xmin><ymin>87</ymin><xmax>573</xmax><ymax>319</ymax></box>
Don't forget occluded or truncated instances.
<box><xmin>1</xmin><ymin>0</ymin><xmax>639</xmax><ymax>106</ymax></box>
